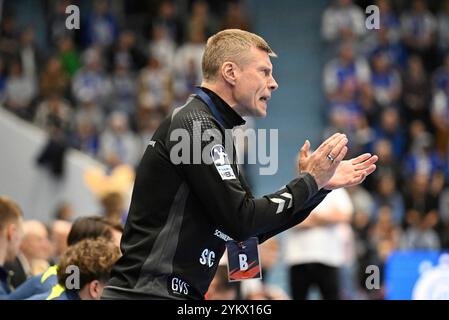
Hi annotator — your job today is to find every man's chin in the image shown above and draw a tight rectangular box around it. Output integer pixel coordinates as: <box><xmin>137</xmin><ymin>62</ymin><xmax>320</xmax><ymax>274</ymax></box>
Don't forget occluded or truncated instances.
<box><xmin>255</xmin><ymin>103</ymin><xmax>267</xmax><ymax>117</ymax></box>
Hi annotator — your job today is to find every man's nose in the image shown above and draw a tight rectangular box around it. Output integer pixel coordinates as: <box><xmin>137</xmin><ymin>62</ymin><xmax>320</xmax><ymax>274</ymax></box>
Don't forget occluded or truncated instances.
<box><xmin>269</xmin><ymin>76</ymin><xmax>278</xmax><ymax>91</ymax></box>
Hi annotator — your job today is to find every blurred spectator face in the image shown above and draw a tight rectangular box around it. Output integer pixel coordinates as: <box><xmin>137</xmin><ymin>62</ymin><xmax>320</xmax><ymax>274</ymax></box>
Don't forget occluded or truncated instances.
<box><xmin>378</xmin><ymin>205</ymin><xmax>393</xmax><ymax>226</ymax></box>
<box><xmin>340</xmin><ymin>43</ymin><xmax>354</xmax><ymax>64</ymax></box>
<box><xmin>337</xmin><ymin>0</ymin><xmax>352</xmax><ymax>8</ymax></box>
<box><xmin>118</xmin><ymin>31</ymin><xmax>135</xmax><ymax>50</ymax></box>
<box><xmin>9</xmin><ymin>61</ymin><xmax>23</xmax><ymax>77</ymax></box>
<box><xmin>4</xmin><ymin>219</ymin><xmax>24</xmax><ymax>263</ymax></box>
<box><xmin>413</xmin><ymin>0</ymin><xmax>426</xmax><ymax>12</ymax></box>
<box><xmin>84</xmin><ymin>48</ymin><xmax>101</xmax><ymax>71</ymax></box>
<box><xmin>374</xmin><ymin>139</ymin><xmax>393</xmax><ymax>161</ymax></box>
<box><xmin>381</xmin><ymin>109</ymin><xmax>399</xmax><ymax>132</ymax></box>
<box><xmin>409</xmin><ymin>120</ymin><xmax>426</xmax><ymax>140</ymax></box>
<box><xmin>56</xmin><ymin>0</ymin><xmax>71</xmax><ymax>14</ymax></box>
<box><xmin>159</xmin><ymin>0</ymin><xmax>176</xmax><ymax>18</ymax></box>
<box><xmin>20</xmin><ymin>28</ymin><xmax>35</xmax><ymax>46</ymax></box>
<box><xmin>189</xmin><ymin>27</ymin><xmax>206</xmax><ymax>44</ymax></box>
<box><xmin>51</xmin><ymin>220</ymin><xmax>72</xmax><ymax>258</ymax></box>
<box><xmin>413</xmin><ymin>173</ymin><xmax>429</xmax><ymax>194</ymax></box>
<box><xmin>372</xmin><ymin>54</ymin><xmax>389</xmax><ymax>73</ymax></box>
<box><xmin>20</xmin><ymin>220</ymin><xmax>52</xmax><ymax>261</ymax></box>
<box><xmin>54</xmin><ymin>202</ymin><xmax>75</xmax><ymax>221</ymax></box>
<box><xmin>408</xmin><ymin>56</ymin><xmax>424</xmax><ymax>76</ymax></box>
<box><xmin>152</xmin><ymin>25</ymin><xmax>167</xmax><ymax>41</ymax></box>
<box><xmin>377</xmin><ymin>27</ymin><xmax>390</xmax><ymax>44</ymax></box>
<box><xmin>378</xmin><ymin>175</ymin><xmax>396</xmax><ymax>196</ymax></box>
<box><xmin>192</xmin><ymin>0</ymin><xmax>209</xmax><ymax>18</ymax></box>
<box><xmin>46</xmin><ymin>57</ymin><xmax>63</xmax><ymax>74</ymax></box>
<box><xmin>94</xmin><ymin>0</ymin><xmax>109</xmax><ymax>15</ymax></box>
<box><xmin>109</xmin><ymin>112</ymin><xmax>128</xmax><ymax>134</ymax></box>
<box><xmin>58</xmin><ymin>37</ymin><xmax>74</xmax><ymax>53</ymax></box>
<box><xmin>377</xmin><ymin>0</ymin><xmax>391</xmax><ymax>13</ymax></box>
<box><xmin>77</xmin><ymin>120</ymin><xmax>96</xmax><ymax>139</ymax></box>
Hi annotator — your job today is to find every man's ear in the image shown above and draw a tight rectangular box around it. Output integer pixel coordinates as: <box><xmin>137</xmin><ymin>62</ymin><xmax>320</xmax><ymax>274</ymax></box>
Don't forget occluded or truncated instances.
<box><xmin>88</xmin><ymin>280</ymin><xmax>103</xmax><ymax>300</ymax></box>
<box><xmin>6</xmin><ymin>223</ymin><xmax>16</xmax><ymax>242</ymax></box>
<box><xmin>221</xmin><ymin>61</ymin><xmax>238</xmax><ymax>86</ymax></box>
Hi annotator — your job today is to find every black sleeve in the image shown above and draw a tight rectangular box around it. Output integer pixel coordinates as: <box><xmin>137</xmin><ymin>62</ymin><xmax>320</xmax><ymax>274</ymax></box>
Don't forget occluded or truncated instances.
<box><xmin>168</xmin><ymin>110</ymin><xmax>321</xmax><ymax>241</ymax></box>
<box><xmin>257</xmin><ymin>189</ymin><xmax>332</xmax><ymax>243</ymax></box>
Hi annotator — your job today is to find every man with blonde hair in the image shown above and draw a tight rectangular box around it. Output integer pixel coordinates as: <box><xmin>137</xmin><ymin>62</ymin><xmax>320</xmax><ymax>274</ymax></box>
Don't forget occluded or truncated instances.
<box><xmin>103</xmin><ymin>29</ymin><xmax>377</xmax><ymax>300</ymax></box>
<box><xmin>0</xmin><ymin>196</ymin><xmax>23</xmax><ymax>298</ymax></box>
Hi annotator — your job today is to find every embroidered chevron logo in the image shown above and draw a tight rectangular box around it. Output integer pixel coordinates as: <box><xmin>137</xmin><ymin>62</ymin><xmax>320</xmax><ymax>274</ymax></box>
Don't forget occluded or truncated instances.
<box><xmin>270</xmin><ymin>192</ymin><xmax>293</xmax><ymax>214</ymax></box>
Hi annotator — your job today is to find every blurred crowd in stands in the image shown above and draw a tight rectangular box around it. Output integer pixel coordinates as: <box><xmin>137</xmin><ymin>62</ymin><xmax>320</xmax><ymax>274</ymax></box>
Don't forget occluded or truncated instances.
<box><xmin>316</xmin><ymin>0</ymin><xmax>449</xmax><ymax>299</ymax></box>
<box><xmin>1</xmin><ymin>0</ymin><xmax>449</xmax><ymax>300</ymax></box>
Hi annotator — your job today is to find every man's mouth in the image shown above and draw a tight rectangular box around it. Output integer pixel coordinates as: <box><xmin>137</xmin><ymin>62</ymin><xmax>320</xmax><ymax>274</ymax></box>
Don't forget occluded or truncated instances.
<box><xmin>259</xmin><ymin>96</ymin><xmax>270</xmax><ymax>102</ymax></box>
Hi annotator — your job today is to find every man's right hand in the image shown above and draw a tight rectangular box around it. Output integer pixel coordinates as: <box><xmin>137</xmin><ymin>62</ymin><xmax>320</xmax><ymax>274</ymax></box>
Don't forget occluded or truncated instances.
<box><xmin>297</xmin><ymin>133</ymin><xmax>348</xmax><ymax>189</ymax></box>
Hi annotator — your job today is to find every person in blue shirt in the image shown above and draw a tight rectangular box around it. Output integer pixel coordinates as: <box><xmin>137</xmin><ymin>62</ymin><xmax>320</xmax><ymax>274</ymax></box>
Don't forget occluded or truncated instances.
<box><xmin>0</xmin><ymin>196</ymin><xmax>24</xmax><ymax>299</ymax></box>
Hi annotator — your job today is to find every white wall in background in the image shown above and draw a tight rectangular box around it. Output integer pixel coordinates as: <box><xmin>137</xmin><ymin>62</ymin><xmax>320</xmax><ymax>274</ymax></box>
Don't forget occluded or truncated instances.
<box><xmin>0</xmin><ymin>108</ymin><xmax>103</xmax><ymax>222</ymax></box>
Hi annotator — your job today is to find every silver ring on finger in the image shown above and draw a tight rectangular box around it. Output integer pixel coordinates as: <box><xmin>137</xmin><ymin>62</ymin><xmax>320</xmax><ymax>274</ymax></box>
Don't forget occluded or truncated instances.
<box><xmin>326</xmin><ymin>154</ymin><xmax>335</xmax><ymax>162</ymax></box>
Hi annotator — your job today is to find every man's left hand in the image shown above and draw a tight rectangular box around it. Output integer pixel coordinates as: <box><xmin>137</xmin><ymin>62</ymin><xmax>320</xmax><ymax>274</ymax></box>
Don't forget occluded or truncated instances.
<box><xmin>323</xmin><ymin>153</ymin><xmax>378</xmax><ymax>190</ymax></box>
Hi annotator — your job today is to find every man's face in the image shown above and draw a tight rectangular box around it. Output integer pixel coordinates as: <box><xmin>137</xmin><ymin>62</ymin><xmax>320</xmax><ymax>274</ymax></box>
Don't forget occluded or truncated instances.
<box><xmin>233</xmin><ymin>47</ymin><xmax>278</xmax><ymax>117</ymax></box>
<box><xmin>6</xmin><ymin>220</ymin><xmax>24</xmax><ymax>262</ymax></box>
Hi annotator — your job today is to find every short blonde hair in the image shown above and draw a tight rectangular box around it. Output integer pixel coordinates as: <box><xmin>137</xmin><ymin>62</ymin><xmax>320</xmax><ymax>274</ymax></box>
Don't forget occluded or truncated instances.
<box><xmin>0</xmin><ymin>196</ymin><xmax>22</xmax><ymax>232</ymax></box>
<box><xmin>202</xmin><ymin>29</ymin><xmax>277</xmax><ymax>81</ymax></box>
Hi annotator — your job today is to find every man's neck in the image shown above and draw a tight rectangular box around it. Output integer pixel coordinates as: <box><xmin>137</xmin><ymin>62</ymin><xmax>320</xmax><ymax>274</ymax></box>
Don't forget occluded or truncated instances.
<box><xmin>200</xmin><ymin>81</ymin><xmax>244</xmax><ymax>116</ymax></box>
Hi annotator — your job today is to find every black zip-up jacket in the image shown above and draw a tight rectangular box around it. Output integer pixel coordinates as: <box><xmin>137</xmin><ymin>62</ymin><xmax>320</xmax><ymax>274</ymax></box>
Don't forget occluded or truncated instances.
<box><xmin>102</xmin><ymin>88</ymin><xmax>330</xmax><ymax>300</ymax></box>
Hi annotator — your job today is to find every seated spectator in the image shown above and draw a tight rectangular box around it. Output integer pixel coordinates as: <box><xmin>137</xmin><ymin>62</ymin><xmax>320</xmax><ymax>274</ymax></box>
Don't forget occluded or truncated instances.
<box><xmin>4</xmin><ymin>59</ymin><xmax>36</xmax><ymax>120</ymax></box>
<box><xmin>432</xmin><ymin>54</ymin><xmax>449</xmax><ymax>94</ymax></box>
<box><xmin>147</xmin><ymin>24</ymin><xmax>176</xmax><ymax>73</ymax></box>
<box><xmin>371</xmin><ymin>108</ymin><xmax>406</xmax><ymax>161</ymax></box>
<box><xmin>47</xmin><ymin>0</ymin><xmax>76</xmax><ymax>45</ymax></box>
<box><xmin>83</xmin><ymin>0</ymin><xmax>119</xmax><ymax>48</ymax></box>
<box><xmin>431</xmin><ymin>90</ymin><xmax>449</xmax><ymax>159</ymax></box>
<box><xmin>437</xmin><ymin>0</ymin><xmax>449</xmax><ymax>56</ymax></box>
<box><xmin>371</xmin><ymin>174</ymin><xmax>405</xmax><ymax>226</ymax></box>
<box><xmin>401</xmin><ymin>55</ymin><xmax>431</xmax><ymax>126</ymax></box>
<box><xmin>49</xmin><ymin>220</ymin><xmax>72</xmax><ymax>263</ymax></box>
<box><xmin>57</xmin><ymin>37</ymin><xmax>81</xmax><ymax>78</ymax></box>
<box><xmin>321</xmin><ymin>0</ymin><xmax>365</xmax><ymax>44</ymax></box>
<box><xmin>220</xmin><ymin>0</ymin><xmax>251</xmax><ymax>31</ymax></box>
<box><xmin>400</xmin><ymin>0</ymin><xmax>437</xmax><ymax>70</ymax></box>
<box><xmin>108</xmin><ymin>59</ymin><xmax>137</xmax><ymax>116</ymax></box>
<box><xmin>0</xmin><ymin>196</ymin><xmax>24</xmax><ymax>298</ymax></box>
<box><xmin>366</xmin><ymin>27</ymin><xmax>407</xmax><ymax>70</ymax></box>
<box><xmin>52</xmin><ymin>202</ymin><xmax>75</xmax><ymax>222</ymax></box>
<box><xmin>107</xmin><ymin>30</ymin><xmax>147</xmax><ymax>73</ymax></box>
<box><xmin>5</xmin><ymin>220</ymin><xmax>52</xmax><ymax>288</ymax></box>
<box><xmin>376</xmin><ymin>0</ymin><xmax>401</xmax><ymax>43</ymax></box>
<box><xmin>69</xmin><ymin>116</ymin><xmax>100</xmax><ymax>157</ymax></box>
<box><xmin>364</xmin><ymin>138</ymin><xmax>402</xmax><ymax>192</ymax></box>
<box><xmin>404</xmin><ymin>122</ymin><xmax>444</xmax><ymax>178</ymax></box>
<box><xmin>99</xmin><ymin>111</ymin><xmax>140</xmax><ymax>169</ymax></box>
<box><xmin>39</xmin><ymin>56</ymin><xmax>69</xmax><ymax>99</ymax></box>
<box><xmin>323</xmin><ymin>41</ymin><xmax>371</xmax><ymax>103</ymax></box>
<box><xmin>173</xmin><ymin>27</ymin><xmax>205</xmax><ymax>104</ymax></box>
<box><xmin>71</xmin><ymin>47</ymin><xmax>112</xmax><ymax>108</ymax></box>
<box><xmin>138</xmin><ymin>56</ymin><xmax>173</xmax><ymax>112</ymax></box>
<box><xmin>53</xmin><ymin>237</ymin><xmax>121</xmax><ymax>300</ymax></box>
<box><xmin>370</xmin><ymin>53</ymin><xmax>402</xmax><ymax>108</ymax></box>
<box><xmin>401</xmin><ymin>173</ymin><xmax>441</xmax><ymax>250</ymax></box>
<box><xmin>9</xmin><ymin>216</ymin><xmax>122</xmax><ymax>300</ymax></box>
